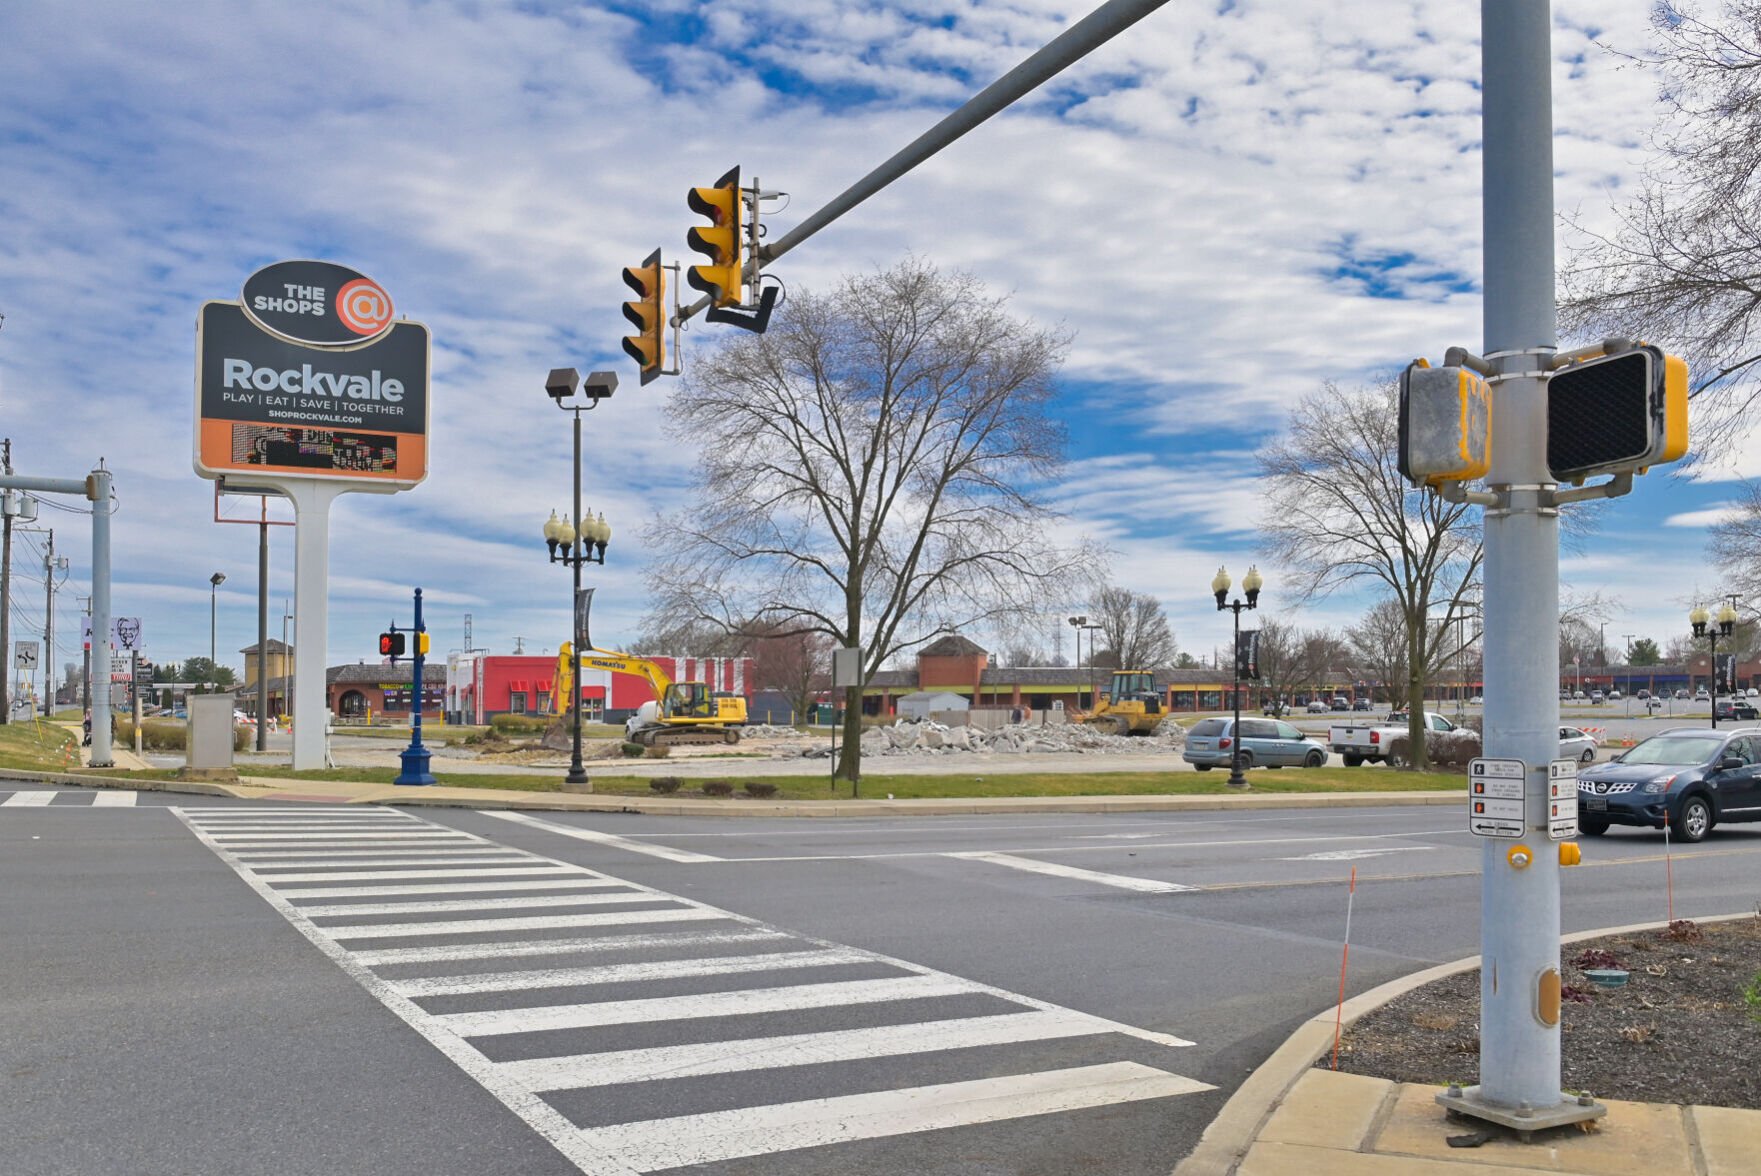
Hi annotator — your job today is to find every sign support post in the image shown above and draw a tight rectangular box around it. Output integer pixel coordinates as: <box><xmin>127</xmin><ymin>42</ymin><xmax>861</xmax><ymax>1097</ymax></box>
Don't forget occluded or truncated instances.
<box><xmin>287</xmin><ymin>479</ymin><xmax>346</xmax><ymax>771</ymax></box>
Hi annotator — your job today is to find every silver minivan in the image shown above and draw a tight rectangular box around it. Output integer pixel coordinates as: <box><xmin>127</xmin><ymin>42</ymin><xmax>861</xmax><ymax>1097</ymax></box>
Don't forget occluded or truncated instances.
<box><xmin>1183</xmin><ymin>717</ymin><xmax>1328</xmax><ymax>770</ymax></box>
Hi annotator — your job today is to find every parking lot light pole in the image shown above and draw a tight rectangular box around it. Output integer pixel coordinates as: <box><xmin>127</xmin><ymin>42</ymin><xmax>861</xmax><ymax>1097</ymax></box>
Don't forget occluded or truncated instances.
<box><xmin>1213</xmin><ymin>564</ymin><xmax>1262</xmax><ymax>790</ymax></box>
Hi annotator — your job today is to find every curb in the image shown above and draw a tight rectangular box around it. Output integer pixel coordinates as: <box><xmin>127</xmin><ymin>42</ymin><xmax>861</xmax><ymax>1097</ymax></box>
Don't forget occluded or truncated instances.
<box><xmin>0</xmin><ymin>771</ymin><xmax>1464</xmax><ymax>817</ymax></box>
<box><xmin>1171</xmin><ymin>911</ymin><xmax>1758</xmax><ymax>1176</ymax></box>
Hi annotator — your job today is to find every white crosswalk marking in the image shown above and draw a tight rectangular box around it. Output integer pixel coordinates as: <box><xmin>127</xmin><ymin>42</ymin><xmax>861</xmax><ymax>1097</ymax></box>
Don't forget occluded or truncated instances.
<box><xmin>3</xmin><ymin>790</ymin><xmax>59</xmax><ymax>806</ymax></box>
<box><xmin>90</xmin><ymin>790</ymin><xmax>138</xmax><ymax>806</ymax></box>
<box><xmin>174</xmin><ymin>805</ymin><xmax>1211</xmax><ymax>1174</ymax></box>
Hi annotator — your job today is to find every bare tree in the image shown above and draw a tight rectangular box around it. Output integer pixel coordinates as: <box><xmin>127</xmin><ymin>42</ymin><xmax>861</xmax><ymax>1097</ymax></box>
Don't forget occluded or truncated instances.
<box><xmin>1087</xmin><ymin>585</ymin><xmax>1178</xmax><ymax>670</ymax></box>
<box><xmin>640</xmin><ymin>258</ymin><xmax>1093</xmax><ymax>781</ymax></box>
<box><xmin>1260</xmin><ymin>379</ymin><xmax>1483</xmax><ymax>767</ymax></box>
<box><xmin>629</xmin><ymin>614</ymin><xmax>748</xmax><ymax>658</ymax></box>
<box><xmin>1560</xmin><ymin>3</ymin><xmax>1761</xmax><ymax>455</ymax></box>
<box><xmin>1256</xmin><ymin>620</ymin><xmax>1340</xmax><ymax>712</ymax></box>
<box><xmin>1711</xmin><ymin>481</ymin><xmax>1761</xmax><ymax>599</ymax></box>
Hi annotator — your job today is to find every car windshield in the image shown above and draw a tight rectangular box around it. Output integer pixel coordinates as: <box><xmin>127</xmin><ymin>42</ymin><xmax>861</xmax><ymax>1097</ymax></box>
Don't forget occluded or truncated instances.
<box><xmin>1620</xmin><ymin>734</ymin><xmax>1725</xmax><ymax>766</ymax></box>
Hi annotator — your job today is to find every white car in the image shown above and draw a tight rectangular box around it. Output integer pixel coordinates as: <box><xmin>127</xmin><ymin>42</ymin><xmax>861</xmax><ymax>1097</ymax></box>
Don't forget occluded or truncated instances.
<box><xmin>1748</xmin><ymin>688</ymin><xmax>1759</xmax><ymax>699</ymax></box>
<box><xmin>1607</xmin><ymin>689</ymin><xmax>1621</xmax><ymax>700</ymax></box>
<box><xmin>1558</xmin><ymin>725</ymin><xmax>1599</xmax><ymax>764</ymax></box>
<box><xmin>1695</xmin><ymin>689</ymin><xmax>1711</xmax><ymax>702</ymax></box>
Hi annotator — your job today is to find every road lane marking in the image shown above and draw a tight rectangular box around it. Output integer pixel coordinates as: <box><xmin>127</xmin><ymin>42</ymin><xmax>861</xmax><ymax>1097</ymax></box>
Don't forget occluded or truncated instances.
<box><xmin>481</xmin><ymin>810</ymin><xmax>723</xmax><ymax>863</ymax></box>
<box><xmin>2</xmin><ymin>791</ymin><xmax>57</xmax><ymax>806</ymax></box>
<box><xmin>207</xmin><ymin>832</ymin><xmax>481</xmax><ymax>842</ymax></box>
<box><xmin>296</xmin><ymin>890</ymin><xmax>660</xmax><ymax>918</ymax></box>
<box><xmin>712</xmin><ymin>829</ymin><xmax>1468</xmax><ymax>864</ymax></box>
<box><xmin>276</xmin><ymin>878</ymin><xmax>626</xmax><ymax>900</ymax></box>
<box><xmin>249</xmin><ymin>865</ymin><xmax>585</xmax><ymax>883</ymax></box>
<box><xmin>89</xmin><ymin>790</ymin><xmax>138</xmax><ymax>806</ymax></box>
<box><xmin>235</xmin><ymin>849</ymin><xmax>526</xmax><ymax>862</ymax></box>
<box><xmin>388</xmin><ymin>948</ymin><xmax>878</xmax><ymax>998</ymax></box>
<box><xmin>948</xmin><ymin>851</ymin><xmax>1199</xmax><ymax>893</ymax></box>
<box><xmin>1277</xmin><ymin>848</ymin><xmax>1426</xmax><ymax>862</ymax></box>
<box><xmin>321</xmin><ymin>903</ymin><xmax>688</xmax><ymax>940</ymax></box>
<box><xmin>495</xmin><ymin>1011</ymin><xmax>1112</xmax><ymax>1092</ymax></box>
<box><xmin>435</xmin><ymin>975</ymin><xmax>974</xmax><ymax>1037</ymax></box>
<box><xmin>587</xmin><ymin>1062</ymin><xmax>1211</xmax><ymax>1170</ymax></box>
<box><xmin>348</xmin><ymin>928</ymin><xmax>792</xmax><ymax>968</ymax></box>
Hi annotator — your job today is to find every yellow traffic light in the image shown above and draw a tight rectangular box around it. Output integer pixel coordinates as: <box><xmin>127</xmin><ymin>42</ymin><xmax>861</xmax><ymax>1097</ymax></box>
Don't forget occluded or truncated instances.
<box><xmin>621</xmin><ymin>248</ymin><xmax>665</xmax><ymax>385</ymax></box>
<box><xmin>686</xmin><ymin>166</ymin><xmax>743</xmax><ymax>308</ymax></box>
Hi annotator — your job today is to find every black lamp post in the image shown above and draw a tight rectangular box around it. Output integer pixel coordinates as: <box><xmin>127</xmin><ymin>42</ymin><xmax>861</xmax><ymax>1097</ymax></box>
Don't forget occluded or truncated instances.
<box><xmin>543</xmin><ymin>367</ymin><xmax>616</xmax><ymax>787</ymax></box>
<box><xmin>1067</xmin><ymin>615</ymin><xmax>1087</xmax><ymax>710</ymax></box>
<box><xmin>1213</xmin><ymin>563</ymin><xmax>1263</xmax><ymax>790</ymax></box>
<box><xmin>1690</xmin><ymin>600</ymin><xmax>1737</xmax><ymax>729</ymax></box>
<box><xmin>209</xmin><ymin>572</ymin><xmax>226</xmax><ymax>691</ymax></box>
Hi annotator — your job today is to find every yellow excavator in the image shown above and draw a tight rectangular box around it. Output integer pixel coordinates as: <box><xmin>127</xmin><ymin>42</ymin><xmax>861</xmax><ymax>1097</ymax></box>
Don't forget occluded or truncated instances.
<box><xmin>552</xmin><ymin>640</ymin><xmax>748</xmax><ymax>747</ymax></box>
<box><xmin>1082</xmin><ymin>670</ymin><xmax>1168</xmax><ymax>737</ymax></box>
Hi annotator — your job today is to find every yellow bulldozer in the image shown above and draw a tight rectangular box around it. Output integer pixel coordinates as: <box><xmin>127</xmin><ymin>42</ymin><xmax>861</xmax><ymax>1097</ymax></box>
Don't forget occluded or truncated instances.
<box><xmin>1082</xmin><ymin>670</ymin><xmax>1169</xmax><ymax>737</ymax></box>
<box><xmin>552</xmin><ymin>641</ymin><xmax>748</xmax><ymax>747</ymax></box>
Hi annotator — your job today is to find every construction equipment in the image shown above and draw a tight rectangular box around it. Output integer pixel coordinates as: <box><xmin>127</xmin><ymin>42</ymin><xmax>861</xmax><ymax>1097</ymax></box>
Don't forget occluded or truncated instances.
<box><xmin>552</xmin><ymin>641</ymin><xmax>748</xmax><ymax>747</ymax></box>
<box><xmin>1082</xmin><ymin>670</ymin><xmax>1168</xmax><ymax>737</ymax></box>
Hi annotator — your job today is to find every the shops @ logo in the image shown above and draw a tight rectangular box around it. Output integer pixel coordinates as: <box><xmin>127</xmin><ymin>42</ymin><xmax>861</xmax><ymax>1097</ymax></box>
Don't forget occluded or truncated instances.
<box><xmin>336</xmin><ymin>278</ymin><xmax>394</xmax><ymax>336</ymax></box>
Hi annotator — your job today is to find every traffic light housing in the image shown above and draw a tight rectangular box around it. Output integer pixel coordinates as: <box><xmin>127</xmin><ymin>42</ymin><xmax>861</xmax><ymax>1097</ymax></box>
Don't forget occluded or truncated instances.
<box><xmin>1398</xmin><ymin>360</ymin><xmax>1492</xmax><ymax>488</ymax></box>
<box><xmin>379</xmin><ymin>631</ymin><xmax>406</xmax><ymax>659</ymax></box>
<box><xmin>621</xmin><ymin>248</ymin><xmax>665</xmax><ymax>385</ymax></box>
<box><xmin>1547</xmin><ymin>345</ymin><xmax>1689</xmax><ymax>483</ymax></box>
<box><xmin>686</xmin><ymin>166</ymin><xmax>743</xmax><ymax>308</ymax></box>
<box><xmin>417</xmin><ymin>632</ymin><xmax>430</xmax><ymax>656</ymax></box>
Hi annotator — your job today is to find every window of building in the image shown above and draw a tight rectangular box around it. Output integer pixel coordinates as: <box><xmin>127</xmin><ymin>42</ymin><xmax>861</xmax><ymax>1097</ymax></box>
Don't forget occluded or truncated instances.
<box><xmin>536</xmin><ymin>692</ymin><xmax>551</xmax><ymax>713</ymax></box>
<box><xmin>509</xmin><ymin>692</ymin><xmax>528</xmax><ymax>714</ymax></box>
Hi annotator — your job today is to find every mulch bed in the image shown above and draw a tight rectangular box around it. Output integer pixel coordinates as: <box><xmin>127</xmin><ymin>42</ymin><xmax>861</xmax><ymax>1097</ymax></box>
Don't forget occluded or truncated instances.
<box><xmin>1325</xmin><ymin>916</ymin><xmax>1761</xmax><ymax>1109</ymax></box>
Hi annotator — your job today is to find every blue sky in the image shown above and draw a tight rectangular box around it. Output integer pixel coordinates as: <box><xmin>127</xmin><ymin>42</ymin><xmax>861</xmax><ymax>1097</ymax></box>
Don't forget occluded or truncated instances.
<box><xmin>0</xmin><ymin>1</ymin><xmax>1743</xmax><ymax>681</ymax></box>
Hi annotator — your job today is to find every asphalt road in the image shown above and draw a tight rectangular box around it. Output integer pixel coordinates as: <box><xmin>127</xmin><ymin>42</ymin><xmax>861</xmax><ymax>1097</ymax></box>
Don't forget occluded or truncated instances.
<box><xmin>3</xmin><ymin>783</ymin><xmax>1757</xmax><ymax>1175</ymax></box>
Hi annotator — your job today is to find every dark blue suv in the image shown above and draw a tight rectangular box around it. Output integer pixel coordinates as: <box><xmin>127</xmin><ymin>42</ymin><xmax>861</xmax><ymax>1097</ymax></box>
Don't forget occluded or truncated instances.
<box><xmin>1575</xmin><ymin>726</ymin><xmax>1761</xmax><ymax>842</ymax></box>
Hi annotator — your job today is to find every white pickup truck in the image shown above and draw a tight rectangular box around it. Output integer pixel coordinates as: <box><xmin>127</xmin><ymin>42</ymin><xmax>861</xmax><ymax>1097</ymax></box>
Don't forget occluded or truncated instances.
<box><xmin>1328</xmin><ymin>711</ymin><xmax>1459</xmax><ymax>766</ymax></box>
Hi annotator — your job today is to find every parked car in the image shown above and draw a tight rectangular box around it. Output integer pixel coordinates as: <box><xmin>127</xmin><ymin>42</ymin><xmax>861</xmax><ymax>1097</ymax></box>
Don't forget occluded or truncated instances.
<box><xmin>1558</xmin><ymin>725</ymin><xmax>1599</xmax><ymax>764</ymax></box>
<box><xmin>1329</xmin><ymin>696</ymin><xmax>1350</xmax><ymax>711</ymax></box>
<box><xmin>1468</xmin><ymin>695</ymin><xmax>1483</xmax><ymax>705</ymax></box>
<box><xmin>1572</xmin><ymin>690</ymin><xmax>1586</xmax><ymax>700</ymax></box>
<box><xmin>1352</xmin><ymin>698</ymin><xmax>1373</xmax><ymax>711</ymax></box>
<box><xmin>1714</xmin><ymin>699</ymin><xmax>1759</xmax><ymax>722</ymax></box>
<box><xmin>1748</xmin><ymin>688</ymin><xmax>1759</xmax><ymax>699</ymax></box>
<box><xmin>1676</xmin><ymin>689</ymin><xmax>1690</xmax><ymax>700</ymax></box>
<box><xmin>1576</xmin><ymin>726</ymin><xmax>1761</xmax><ymax>841</ymax></box>
<box><xmin>1636</xmin><ymin>689</ymin><xmax>1650</xmax><ymax>700</ymax></box>
<box><xmin>1589</xmin><ymin>690</ymin><xmax>1605</xmax><ymax>704</ymax></box>
<box><xmin>1183</xmin><ymin>717</ymin><xmax>1328</xmax><ymax>770</ymax></box>
<box><xmin>1329</xmin><ymin>711</ymin><xmax>1461</xmax><ymax>767</ymax></box>
<box><xmin>1305</xmin><ymin>700</ymin><xmax>1328</xmax><ymax>713</ymax></box>
<box><xmin>1607</xmin><ymin>689</ymin><xmax>1622</xmax><ymax>701</ymax></box>
<box><xmin>1645</xmin><ymin>696</ymin><xmax>1666</xmax><ymax>711</ymax></box>
<box><xmin>1695</xmin><ymin>689</ymin><xmax>1711</xmax><ymax>702</ymax></box>
<box><xmin>1262</xmin><ymin>699</ymin><xmax>1290</xmax><ymax>717</ymax></box>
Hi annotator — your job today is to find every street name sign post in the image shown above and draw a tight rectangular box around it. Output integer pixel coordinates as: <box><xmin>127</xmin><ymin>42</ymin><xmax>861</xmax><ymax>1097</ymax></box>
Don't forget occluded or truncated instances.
<box><xmin>194</xmin><ymin>260</ymin><xmax>430</xmax><ymax>770</ymax></box>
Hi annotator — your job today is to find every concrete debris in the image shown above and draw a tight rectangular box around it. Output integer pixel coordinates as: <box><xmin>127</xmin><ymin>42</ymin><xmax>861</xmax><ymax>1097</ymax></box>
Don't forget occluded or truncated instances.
<box><xmin>793</xmin><ymin>716</ymin><xmax>1187</xmax><ymax>759</ymax></box>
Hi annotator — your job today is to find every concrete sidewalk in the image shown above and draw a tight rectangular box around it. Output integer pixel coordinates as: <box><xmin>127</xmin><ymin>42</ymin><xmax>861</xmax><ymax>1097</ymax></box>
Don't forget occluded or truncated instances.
<box><xmin>1175</xmin><ymin>916</ymin><xmax>1761</xmax><ymax>1176</ymax></box>
<box><xmin>0</xmin><ymin>764</ymin><xmax>1464</xmax><ymax>817</ymax></box>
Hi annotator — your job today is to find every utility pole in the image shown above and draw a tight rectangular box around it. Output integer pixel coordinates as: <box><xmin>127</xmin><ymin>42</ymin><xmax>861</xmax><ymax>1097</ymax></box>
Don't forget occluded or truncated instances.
<box><xmin>42</xmin><ymin>528</ymin><xmax>54</xmax><ymax>715</ymax></box>
<box><xmin>78</xmin><ymin>595</ymin><xmax>92</xmax><ymax>714</ymax></box>
<box><xmin>1441</xmin><ymin>0</ymin><xmax>1602</xmax><ymax>1133</ymax></box>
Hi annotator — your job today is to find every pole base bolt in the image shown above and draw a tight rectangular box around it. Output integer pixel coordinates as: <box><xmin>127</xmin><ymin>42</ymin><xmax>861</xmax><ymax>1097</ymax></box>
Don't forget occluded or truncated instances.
<box><xmin>1448</xmin><ymin>1083</ymin><xmax>1463</xmax><ymax>1098</ymax></box>
<box><xmin>1578</xmin><ymin>1092</ymin><xmax>1594</xmax><ymax>1106</ymax></box>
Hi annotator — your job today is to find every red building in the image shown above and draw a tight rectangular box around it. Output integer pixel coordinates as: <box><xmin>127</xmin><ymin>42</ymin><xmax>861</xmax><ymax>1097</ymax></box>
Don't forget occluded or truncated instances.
<box><xmin>446</xmin><ymin>651</ymin><xmax>754</xmax><ymax>725</ymax></box>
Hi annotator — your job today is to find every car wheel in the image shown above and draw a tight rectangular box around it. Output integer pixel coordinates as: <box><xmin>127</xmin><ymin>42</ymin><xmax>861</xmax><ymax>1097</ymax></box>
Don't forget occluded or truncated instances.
<box><xmin>1673</xmin><ymin>795</ymin><xmax>1712</xmax><ymax>843</ymax></box>
<box><xmin>1342</xmin><ymin>753</ymin><xmax>1364</xmax><ymax>767</ymax></box>
<box><xmin>1236</xmin><ymin>751</ymin><xmax>1254</xmax><ymax>769</ymax></box>
<box><xmin>1578</xmin><ymin>815</ymin><xmax>1610</xmax><ymax>837</ymax></box>
<box><xmin>1194</xmin><ymin>764</ymin><xmax>1212</xmax><ymax>771</ymax></box>
<box><xmin>1579</xmin><ymin>747</ymin><xmax>1595</xmax><ymax>764</ymax></box>
<box><xmin>1385</xmin><ymin>748</ymin><xmax>1408</xmax><ymax>769</ymax></box>
<box><xmin>1305</xmin><ymin>749</ymin><xmax>1325</xmax><ymax>768</ymax></box>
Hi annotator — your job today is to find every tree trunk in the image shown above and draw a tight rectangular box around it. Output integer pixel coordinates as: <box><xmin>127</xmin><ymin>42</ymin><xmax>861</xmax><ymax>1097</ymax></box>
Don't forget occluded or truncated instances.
<box><xmin>835</xmin><ymin>683</ymin><xmax>862</xmax><ymax>785</ymax></box>
<box><xmin>1406</xmin><ymin>624</ymin><xmax>1428</xmax><ymax>770</ymax></box>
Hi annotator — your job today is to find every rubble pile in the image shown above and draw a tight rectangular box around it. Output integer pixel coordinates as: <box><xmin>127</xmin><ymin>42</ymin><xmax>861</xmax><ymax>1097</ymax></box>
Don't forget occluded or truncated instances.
<box><xmin>796</xmin><ymin>716</ymin><xmax>1186</xmax><ymax>759</ymax></box>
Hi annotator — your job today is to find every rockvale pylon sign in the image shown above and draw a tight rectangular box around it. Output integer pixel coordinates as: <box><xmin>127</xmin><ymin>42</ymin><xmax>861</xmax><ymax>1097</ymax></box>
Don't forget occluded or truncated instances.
<box><xmin>193</xmin><ymin>260</ymin><xmax>431</xmax><ymax>770</ymax></box>
<box><xmin>194</xmin><ymin>260</ymin><xmax>429</xmax><ymax>486</ymax></box>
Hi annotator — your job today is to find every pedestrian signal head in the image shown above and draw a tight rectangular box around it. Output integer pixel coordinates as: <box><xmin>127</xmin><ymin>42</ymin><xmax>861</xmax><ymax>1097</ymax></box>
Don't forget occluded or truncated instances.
<box><xmin>686</xmin><ymin>166</ymin><xmax>743</xmax><ymax>308</ymax></box>
<box><xmin>379</xmin><ymin>631</ymin><xmax>406</xmax><ymax>659</ymax></box>
<box><xmin>1547</xmin><ymin>345</ymin><xmax>1689</xmax><ymax>483</ymax></box>
<box><xmin>1398</xmin><ymin>360</ymin><xmax>1492</xmax><ymax>488</ymax></box>
<box><xmin>621</xmin><ymin>248</ymin><xmax>666</xmax><ymax>385</ymax></box>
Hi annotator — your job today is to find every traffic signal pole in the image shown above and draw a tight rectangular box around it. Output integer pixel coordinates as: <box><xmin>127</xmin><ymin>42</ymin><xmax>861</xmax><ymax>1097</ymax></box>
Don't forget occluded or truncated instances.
<box><xmin>1443</xmin><ymin>2</ymin><xmax>1601</xmax><ymax>1132</ymax></box>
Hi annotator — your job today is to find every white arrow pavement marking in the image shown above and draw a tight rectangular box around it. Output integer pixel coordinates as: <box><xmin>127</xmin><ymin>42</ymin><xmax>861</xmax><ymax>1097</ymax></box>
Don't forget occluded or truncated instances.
<box><xmin>585</xmin><ymin>1062</ymin><xmax>1212</xmax><ymax>1171</ymax></box>
<box><xmin>949</xmin><ymin>851</ymin><xmax>1199</xmax><ymax>893</ymax></box>
<box><xmin>434</xmin><ymin>975</ymin><xmax>976</xmax><ymax>1037</ymax></box>
<box><xmin>480</xmin><ymin>810</ymin><xmax>724</xmax><ymax>863</ymax></box>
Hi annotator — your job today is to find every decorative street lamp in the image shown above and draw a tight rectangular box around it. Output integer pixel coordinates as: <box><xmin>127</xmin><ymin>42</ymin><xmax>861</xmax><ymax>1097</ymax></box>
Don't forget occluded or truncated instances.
<box><xmin>1690</xmin><ymin>599</ymin><xmax>1738</xmax><ymax>729</ymax></box>
<box><xmin>1213</xmin><ymin>563</ymin><xmax>1263</xmax><ymax>790</ymax></box>
<box><xmin>1067</xmin><ymin>615</ymin><xmax>1088</xmax><ymax>710</ymax></box>
<box><xmin>544</xmin><ymin>367</ymin><xmax>617</xmax><ymax>787</ymax></box>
